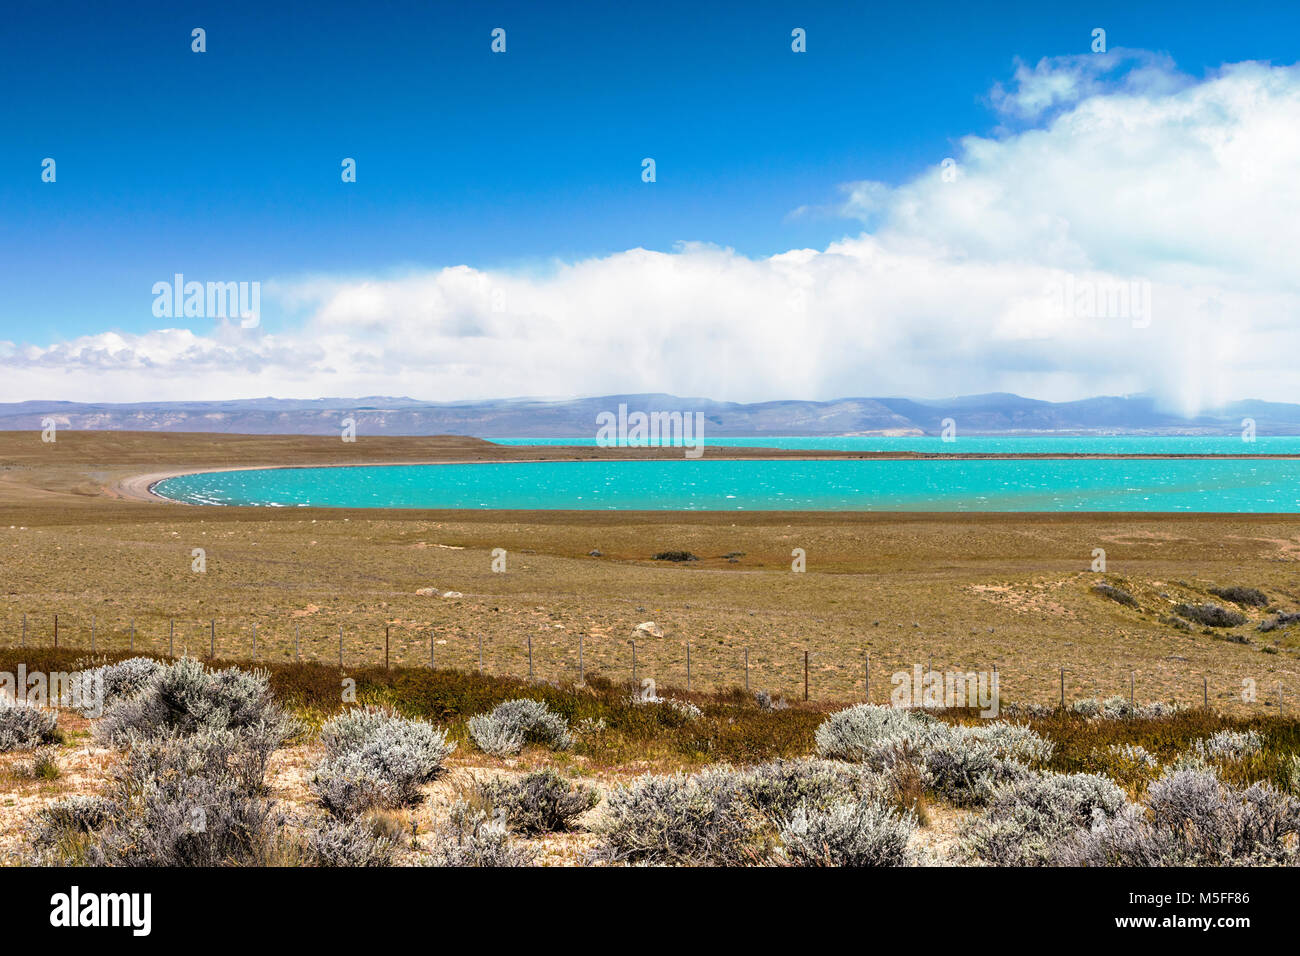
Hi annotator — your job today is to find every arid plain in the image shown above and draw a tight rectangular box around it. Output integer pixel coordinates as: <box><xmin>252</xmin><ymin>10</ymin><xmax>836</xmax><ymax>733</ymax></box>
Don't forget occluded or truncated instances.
<box><xmin>1</xmin><ymin>431</ymin><xmax>1298</xmax><ymax>711</ymax></box>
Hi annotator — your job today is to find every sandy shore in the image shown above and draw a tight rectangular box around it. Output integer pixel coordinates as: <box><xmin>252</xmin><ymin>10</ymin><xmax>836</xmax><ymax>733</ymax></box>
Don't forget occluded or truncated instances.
<box><xmin>115</xmin><ymin>469</ymin><xmax>202</xmax><ymax>503</ymax></box>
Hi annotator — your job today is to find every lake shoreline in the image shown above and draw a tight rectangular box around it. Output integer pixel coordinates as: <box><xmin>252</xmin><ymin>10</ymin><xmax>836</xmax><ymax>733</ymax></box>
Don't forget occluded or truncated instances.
<box><xmin>143</xmin><ymin>453</ymin><xmax>1300</xmax><ymax>512</ymax></box>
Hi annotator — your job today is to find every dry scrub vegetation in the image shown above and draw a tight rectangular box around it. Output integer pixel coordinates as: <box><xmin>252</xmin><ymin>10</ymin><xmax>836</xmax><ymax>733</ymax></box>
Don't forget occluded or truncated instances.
<box><xmin>3</xmin><ymin>648</ymin><xmax>1299</xmax><ymax>867</ymax></box>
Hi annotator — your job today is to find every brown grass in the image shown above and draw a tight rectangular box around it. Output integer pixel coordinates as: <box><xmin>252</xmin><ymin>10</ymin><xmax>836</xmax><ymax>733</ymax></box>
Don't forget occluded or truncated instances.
<box><xmin>0</xmin><ymin>431</ymin><xmax>1298</xmax><ymax>711</ymax></box>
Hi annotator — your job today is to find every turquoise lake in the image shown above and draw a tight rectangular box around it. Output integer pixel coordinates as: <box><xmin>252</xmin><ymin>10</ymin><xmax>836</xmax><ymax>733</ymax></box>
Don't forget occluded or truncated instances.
<box><xmin>153</xmin><ymin>456</ymin><xmax>1300</xmax><ymax>512</ymax></box>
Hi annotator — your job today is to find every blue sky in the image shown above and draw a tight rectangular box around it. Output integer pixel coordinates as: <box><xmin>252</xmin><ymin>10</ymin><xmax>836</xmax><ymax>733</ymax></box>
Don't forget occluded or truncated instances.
<box><xmin>2</xmin><ymin>0</ymin><xmax>1294</xmax><ymax>340</ymax></box>
<box><xmin>3</xmin><ymin>1</ymin><xmax>1300</xmax><ymax>407</ymax></box>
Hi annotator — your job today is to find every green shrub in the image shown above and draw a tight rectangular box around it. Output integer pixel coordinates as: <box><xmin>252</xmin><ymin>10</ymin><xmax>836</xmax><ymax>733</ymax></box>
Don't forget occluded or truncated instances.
<box><xmin>1092</xmin><ymin>743</ymin><xmax>1161</xmax><ymax>789</ymax></box>
<box><xmin>31</xmin><ymin>747</ymin><xmax>60</xmax><ymax>780</ymax></box>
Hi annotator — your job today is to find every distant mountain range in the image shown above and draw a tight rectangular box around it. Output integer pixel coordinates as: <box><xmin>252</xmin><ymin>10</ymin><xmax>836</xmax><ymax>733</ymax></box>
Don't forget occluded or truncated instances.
<box><xmin>4</xmin><ymin>393</ymin><xmax>1300</xmax><ymax>437</ymax></box>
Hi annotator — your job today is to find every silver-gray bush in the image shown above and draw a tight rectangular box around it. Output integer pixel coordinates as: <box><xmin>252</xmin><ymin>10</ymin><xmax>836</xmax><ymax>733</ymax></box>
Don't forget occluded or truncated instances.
<box><xmin>479</xmin><ymin>770</ymin><xmax>599</xmax><ymax>834</ymax></box>
<box><xmin>0</xmin><ymin>702</ymin><xmax>59</xmax><ymax>752</ymax></box>
<box><xmin>779</xmin><ymin>800</ymin><xmax>917</xmax><ymax>867</ymax></box>
<box><xmin>95</xmin><ymin>657</ymin><xmax>295</xmax><ymax>751</ymax></box>
<box><xmin>423</xmin><ymin>800</ymin><xmax>536</xmax><ymax>867</ymax></box>
<box><xmin>595</xmin><ymin>768</ymin><xmax>764</xmax><ymax>866</ymax></box>
<box><xmin>302</xmin><ymin>814</ymin><xmax>398</xmax><ymax>867</ymax></box>
<box><xmin>311</xmin><ymin>706</ymin><xmax>454</xmax><ymax>817</ymax></box>
<box><xmin>814</xmin><ymin>705</ymin><xmax>944</xmax><ymax>765</ymax></box>
<box><xmin>960</xmin><ymin>771</ymin><xmax>1127</xmax><ymax>866</ymax></box>
<box><xmin>467</xmin><ymin>698</ymin><xmax>572</xmax><ymax>757</ymax></box>
<box><xmin>1056</xmin><ymin>768</ymin><xmax>1300</xmax><ymax>866</ymax></box>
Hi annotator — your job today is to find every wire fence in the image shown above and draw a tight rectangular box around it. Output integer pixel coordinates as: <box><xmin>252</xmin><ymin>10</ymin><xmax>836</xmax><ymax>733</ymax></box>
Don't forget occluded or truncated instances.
<box><xmin>2</xmin><ymin>610</ymin><xmax>1297</xmax><ymax>713</ymax></box>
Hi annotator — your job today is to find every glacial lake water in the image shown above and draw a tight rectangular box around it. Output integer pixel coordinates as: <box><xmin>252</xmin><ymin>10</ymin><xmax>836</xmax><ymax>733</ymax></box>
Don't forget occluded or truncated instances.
<box><xmin>152</xmin><ymin>456</ymin><xmax>1300</xmax><ymax>512</ymax></box>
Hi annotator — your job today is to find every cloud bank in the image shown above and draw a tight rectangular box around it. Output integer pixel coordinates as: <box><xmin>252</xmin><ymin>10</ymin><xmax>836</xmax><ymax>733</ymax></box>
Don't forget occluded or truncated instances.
<box><xmin>7</xmin><ymin>52</ymin><xmax>1300</xmax><ymax>413</ymax></box>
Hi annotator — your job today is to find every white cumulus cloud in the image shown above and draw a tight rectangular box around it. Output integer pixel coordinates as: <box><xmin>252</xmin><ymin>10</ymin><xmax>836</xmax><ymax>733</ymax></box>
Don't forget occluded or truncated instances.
<box><xmin>7</xmin><ymin>52</ymin><xmax>1300</xmax><ymax>414</ymax></box>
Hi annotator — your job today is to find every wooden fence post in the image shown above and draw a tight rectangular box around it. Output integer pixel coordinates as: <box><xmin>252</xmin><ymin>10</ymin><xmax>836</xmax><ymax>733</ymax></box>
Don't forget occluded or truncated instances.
<box><xmin>527</xmin><ymin>633</ymin><xmax>533</xmax><ymax>681</ymax></box>
<box><xmin>686</xmin><ymin>642</ymin><xmax>691</xmax><ymax>693</ymax></box>
<box><xmin>804</xmin><ymin>650</ymin><xmax>809</xmax><ymax>702</ymax></box>
<box><xmin>744</xmin><ymin>646</ymin><xmax>750</xmax><ymax>694</ymax></box>
<box><xmin>54</xmin><ymin>613</ymin><xmax>58</xmax><ymax>648</ymax></box>
<box><xmin>385</xmin><ymin>625</ymin><xmax>390</xmax><ymax>670</ymax></box>
<box><xmin>209</xmin><ymin>619</ymin><xmax>215</xmax><ymax>658</ymax></box>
